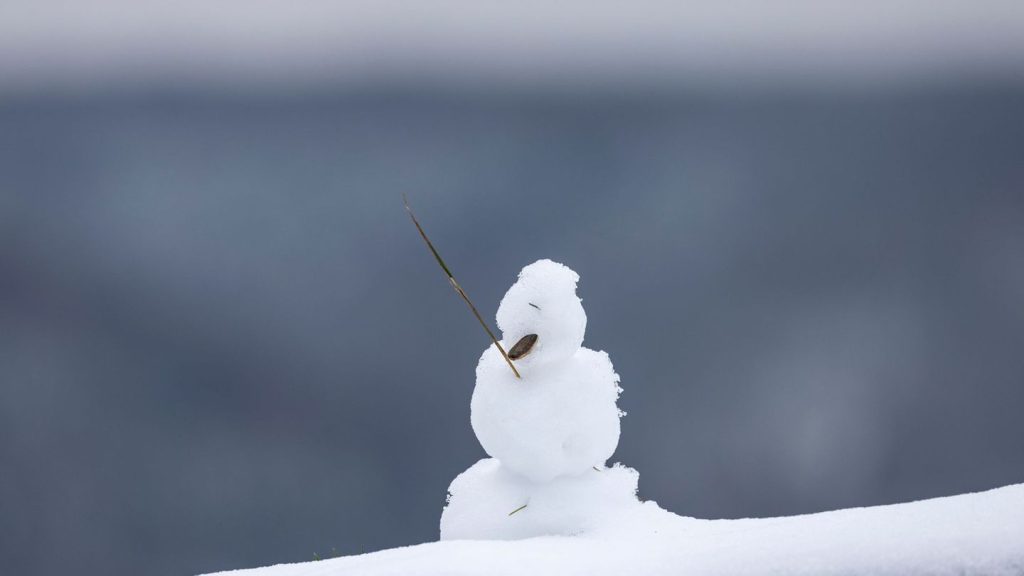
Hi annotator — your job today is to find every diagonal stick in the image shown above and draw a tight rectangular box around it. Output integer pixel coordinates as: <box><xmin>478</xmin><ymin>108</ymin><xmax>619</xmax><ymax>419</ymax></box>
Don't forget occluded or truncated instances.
<box><xmin>403</xmin><ymin>195</ymin><xmax>521</xmax><ymax>378</ymax></box>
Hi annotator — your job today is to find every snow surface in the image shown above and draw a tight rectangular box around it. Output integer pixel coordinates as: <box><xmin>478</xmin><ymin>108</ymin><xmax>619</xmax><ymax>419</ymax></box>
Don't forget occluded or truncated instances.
<box><xmin>205</xmin><ymin>483</ymin><xmax>1024</xmax><ymax>576</ymax></box>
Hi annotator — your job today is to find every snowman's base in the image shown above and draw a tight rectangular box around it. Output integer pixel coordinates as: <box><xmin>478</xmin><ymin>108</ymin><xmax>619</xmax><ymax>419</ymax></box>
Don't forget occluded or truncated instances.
<box><xmin>203</xmin><ymin>482</ymin><xmax>1024</xmax><ymax>576</ymax></box>
<box><xmin>440</xmin><ymin>458</ymin><xmax>640</xmax><ymax>540</ymax></box>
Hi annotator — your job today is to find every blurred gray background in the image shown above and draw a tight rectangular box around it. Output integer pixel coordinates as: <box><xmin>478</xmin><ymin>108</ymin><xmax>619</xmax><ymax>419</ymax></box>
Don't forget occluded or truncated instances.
<box><xmin>1</xmin><ymin>2</ymin><xmax>1023</xmax><ymax>576</ymax></box>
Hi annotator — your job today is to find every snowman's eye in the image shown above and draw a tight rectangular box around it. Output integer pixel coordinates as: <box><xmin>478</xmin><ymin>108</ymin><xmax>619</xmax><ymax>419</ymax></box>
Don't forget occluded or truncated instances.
<box><xmin>528</xmin><ymin>302</ymin><xmax>541</xmax><ymax>310</ymax></box>
<box><xmin>508</xmin><ymin>334</ymin><xmax>538</xmax><ymax>359</ymax></box>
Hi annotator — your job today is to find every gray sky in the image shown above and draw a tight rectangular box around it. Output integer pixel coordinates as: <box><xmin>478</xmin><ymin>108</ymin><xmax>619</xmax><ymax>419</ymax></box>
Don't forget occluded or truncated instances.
<box><xmin>2</xmin><ymin>1</ymin><xmax>1024</xmax><ymax>90</ymax></box>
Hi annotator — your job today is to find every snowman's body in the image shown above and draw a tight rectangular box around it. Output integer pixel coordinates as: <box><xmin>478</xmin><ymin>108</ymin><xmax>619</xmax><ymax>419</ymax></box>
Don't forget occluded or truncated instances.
<box><xmin>472</xmin><ymin>345</ymin><xmax>621</xmax><ymax>483</ymax></box>
<box><xmin>469</xmin><ymin>259</ymin><xmax>623</xmax><ymax>484</ymax></box>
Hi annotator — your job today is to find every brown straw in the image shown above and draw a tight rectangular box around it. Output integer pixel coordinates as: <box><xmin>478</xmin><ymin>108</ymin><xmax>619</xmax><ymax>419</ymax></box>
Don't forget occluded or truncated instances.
<box><xmin>403</xmin><ymin>195</ymin><xmax>521</xmax><ymax>378</ymax></box>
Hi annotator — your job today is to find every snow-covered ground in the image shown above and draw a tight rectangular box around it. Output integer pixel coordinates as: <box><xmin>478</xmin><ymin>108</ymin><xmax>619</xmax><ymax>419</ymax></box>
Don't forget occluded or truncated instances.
<box><xmin>205</xmin><ymin>482</ymin><xmax>1024</xmax><ymax>576</ymax></box>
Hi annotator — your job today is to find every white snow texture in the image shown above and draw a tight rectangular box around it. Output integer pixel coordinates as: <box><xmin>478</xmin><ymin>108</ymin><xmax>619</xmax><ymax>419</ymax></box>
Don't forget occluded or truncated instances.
<box><xmin>205</xmin><ymin>483</ymin><xmax>1024</xmax><ymax>576</ymax></box>
<box><xmin>469</xmin><ymin>259</ymin><xmax>622</xmax><ymax>486</ymax></box>
<box><xmin>451</xmin><ymin>259</ymin><xmax>626</xmax><ymax>539</ymax></box>
<box><xmin>440</xmin><ymin>459</ymin><xmax>639</xmax><ymax>541</ymax></box>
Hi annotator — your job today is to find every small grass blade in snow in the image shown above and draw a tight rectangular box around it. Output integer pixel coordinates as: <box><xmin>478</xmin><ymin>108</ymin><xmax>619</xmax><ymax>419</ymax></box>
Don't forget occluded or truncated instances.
<box><xmin>507</xmin><ymin>504</ymin><xmax>528</xmax><ymax>516</ymax></box>
<box><xmin>403</xmin><ymin>195</ymin><xmax>521</xmax><ymax>378</ymax></box>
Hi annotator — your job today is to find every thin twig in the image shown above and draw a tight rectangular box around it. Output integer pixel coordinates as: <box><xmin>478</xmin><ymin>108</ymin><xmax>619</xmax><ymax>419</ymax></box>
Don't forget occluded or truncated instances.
<box><xmin>403</xmin><ymin>195</ymin><xmax>521</xmax><ymax>378</ymax></box>
<box><xmin>508</xmin><ymin>503</ymin><xmax>528</xmax><ymax>516</ymax></box>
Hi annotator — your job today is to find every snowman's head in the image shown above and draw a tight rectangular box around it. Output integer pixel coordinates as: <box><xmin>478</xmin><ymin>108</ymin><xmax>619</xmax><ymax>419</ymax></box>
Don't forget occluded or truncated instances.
<box><xmin>496</xmin><ymin>259</ymin><xmax>586</xmax><ymax>373</ymax></box>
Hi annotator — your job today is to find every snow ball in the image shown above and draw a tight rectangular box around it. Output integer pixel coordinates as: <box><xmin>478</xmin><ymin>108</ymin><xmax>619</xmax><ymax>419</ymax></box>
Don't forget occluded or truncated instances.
<box><xmin>440</xmin><ymin>458</ymin><xmax>641</xmax><ymax>541</ymax></box>
<box><xmin>495</xmin><ymin>259</ymin><xmax>586</xmax><ymax>372</ymax></box>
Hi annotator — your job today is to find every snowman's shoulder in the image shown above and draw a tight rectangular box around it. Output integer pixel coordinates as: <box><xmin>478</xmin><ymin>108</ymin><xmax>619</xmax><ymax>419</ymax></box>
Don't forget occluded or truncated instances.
<box><xmin>574</xmin><ymin>347</ymin><xmax>615</xmax><ymax>368</ymax></box>
<box><xmin>477</xmin><ymin>343</ymin><xmax>500</xmax><ymax>363</ymax></box>
<box><xmin>573</xmin><ymin>347</ymin><xmax>621</xmax><ymax>387</ymax></box>
<box><xmin>475</xmin><ymin>344</ymin><xmax>513</xmax><ymax>383</ymax></box>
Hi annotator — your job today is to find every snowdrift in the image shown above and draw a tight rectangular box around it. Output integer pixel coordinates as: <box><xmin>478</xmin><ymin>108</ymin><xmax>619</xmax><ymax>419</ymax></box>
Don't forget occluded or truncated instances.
<box><xmin>204</xmin><ymin>482</ymin><xmax>1024</xmax><ymax>576</ymax></box>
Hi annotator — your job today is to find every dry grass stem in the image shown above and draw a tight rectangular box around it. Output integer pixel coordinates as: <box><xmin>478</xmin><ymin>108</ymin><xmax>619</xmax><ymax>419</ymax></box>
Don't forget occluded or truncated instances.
<box><xmin>403</xmin><ymin>195</ymin><xmax>521</xmax><ymax>378</ymax></box>
<box><xmin>508</xmin><ymin>503</ymin><xmax>528</xmax><ymax>516</ymax></box>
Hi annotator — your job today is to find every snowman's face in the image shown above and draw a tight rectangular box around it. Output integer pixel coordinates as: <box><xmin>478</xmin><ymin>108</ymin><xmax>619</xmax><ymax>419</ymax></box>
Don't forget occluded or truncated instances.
<box><xmin>496</xmin><ymin>260</ymin><xmax>586</xmax><ymax>373</ymax></box>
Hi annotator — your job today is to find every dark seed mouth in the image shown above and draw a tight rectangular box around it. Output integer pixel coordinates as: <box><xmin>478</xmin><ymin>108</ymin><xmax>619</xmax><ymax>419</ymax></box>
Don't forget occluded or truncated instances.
<box><xmin>508</xmin><ymin>334</ymin><xmax>538</xmax><ymax>360</ymax></box>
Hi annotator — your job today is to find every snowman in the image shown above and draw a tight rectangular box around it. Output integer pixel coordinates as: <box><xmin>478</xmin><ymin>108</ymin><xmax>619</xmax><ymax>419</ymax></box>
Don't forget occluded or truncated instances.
<box><xmin>470</xmin><ymin>259</ymin><xmax>622</xmax><ymax>483</ymax></box>
<box><xmin>441</xmin><ymin>259</ymin><xmax>635</xmax><ymax>540</ymax></box>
